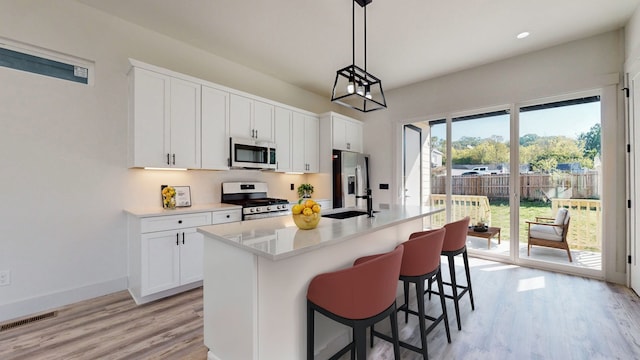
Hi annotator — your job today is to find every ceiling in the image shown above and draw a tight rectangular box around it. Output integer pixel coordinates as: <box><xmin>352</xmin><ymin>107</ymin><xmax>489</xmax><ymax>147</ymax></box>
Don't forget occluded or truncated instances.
<box><xmin>78</xmin><ymin>0</ymin><xmax>639</xmax><ymax>98</ymax></box>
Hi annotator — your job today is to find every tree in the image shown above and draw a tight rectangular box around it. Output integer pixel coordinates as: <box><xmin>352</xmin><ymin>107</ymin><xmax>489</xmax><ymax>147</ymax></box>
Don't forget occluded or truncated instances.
<box><xmin>578</xmin><ymin>123</ymin><xmax>601</xmax><ymax>160</ymax></box>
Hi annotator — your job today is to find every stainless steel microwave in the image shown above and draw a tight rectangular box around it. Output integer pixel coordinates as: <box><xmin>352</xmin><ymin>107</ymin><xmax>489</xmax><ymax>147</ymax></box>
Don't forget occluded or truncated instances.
<box><xmin>230</xmin><ymin>137</ymin><xmax>276</xmax><ymax>170</ymax></box>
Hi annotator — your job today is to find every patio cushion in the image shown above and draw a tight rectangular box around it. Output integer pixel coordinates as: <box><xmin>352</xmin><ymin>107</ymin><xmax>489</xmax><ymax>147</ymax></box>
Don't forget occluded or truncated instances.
<box><xmin>530</xmin><ymin>224</ymin><xmax>563</xmax><ymax>241</ymax></box>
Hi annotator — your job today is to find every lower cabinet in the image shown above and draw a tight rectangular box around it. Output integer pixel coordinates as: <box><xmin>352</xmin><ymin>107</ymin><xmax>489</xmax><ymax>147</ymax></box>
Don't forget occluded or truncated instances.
<box><xmin>140</xmin><ymin>227</ymin><xmax>203</xmax><ymax>296</ymax></box>
<box><xmin>128</xmin><ymin>208</ymin><xmax>241</xmax><ymax>304</ymax></box>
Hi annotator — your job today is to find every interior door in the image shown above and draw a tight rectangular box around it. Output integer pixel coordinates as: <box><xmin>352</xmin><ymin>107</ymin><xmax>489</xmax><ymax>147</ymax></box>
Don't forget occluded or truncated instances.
<box><xmin>403</xmin><ymin>125</ymin><xmax>422</xmax><ymax>206</ymax></box>
<box><xmin>629</xmin><ymin>68</ymin><xmax>640</xmax><ymax>293</ymax></box>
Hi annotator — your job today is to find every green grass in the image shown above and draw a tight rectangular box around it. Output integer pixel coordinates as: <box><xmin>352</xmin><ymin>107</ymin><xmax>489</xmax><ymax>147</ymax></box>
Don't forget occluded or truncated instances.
<box><xmin>488</xmin><ymin>199</ymin><xmax>600</xmax><ymax>252</ymax></box>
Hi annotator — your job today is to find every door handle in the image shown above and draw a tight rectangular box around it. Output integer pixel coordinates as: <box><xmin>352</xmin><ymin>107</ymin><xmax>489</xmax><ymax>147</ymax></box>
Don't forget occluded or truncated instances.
<box><xmin>176</xmin><ymin>233</ymin><xmax>179</xmax><ymax>246</ymax></box>
<box><xmin>172</xmin><ymin>154</ymin><xmax>176</xmax><ymax>165</ymax></box>
<box><xmin>167</xmin><ymin>154</ymin><xmax>170</xmax><ymax>165</ymax></box>
<box><xmin>182</xmin><ymin>232</ymin><xmax>185</xmax><ymax>245</ymax></box>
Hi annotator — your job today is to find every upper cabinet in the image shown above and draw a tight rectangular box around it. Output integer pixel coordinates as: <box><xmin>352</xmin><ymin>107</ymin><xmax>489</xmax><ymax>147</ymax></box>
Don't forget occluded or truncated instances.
<box><xmin>291</xmin><ymin>112</ymin><xmax>319</xmax><ymax>173</ymax></box>
<box><xmin>128</xmin><ymin>66</ymin><xmax>201</xmax><ymax>169</ymax></box>
<box><xmin>229</xmin><ymin>94</ymin><xmax>274</xmax><ymax>142</ymax></box>
<box><xmin>201</xmin><ymin>86</ymin><xmax>230</xmax><ymax>170</ymax></box>
<box><xmin>319</xmin><ymin>112</ymin><xmax>364</xmax><ymax>173</ymax></box>
<box><xmin>274</xmin><ymin>108</ymin><xmax>319</xmax><ymax>173</ymax></box>
<box><xmin>331</xmin><ymin>113</ymin><xmax>363</xmax><ymax>152</ymax></box>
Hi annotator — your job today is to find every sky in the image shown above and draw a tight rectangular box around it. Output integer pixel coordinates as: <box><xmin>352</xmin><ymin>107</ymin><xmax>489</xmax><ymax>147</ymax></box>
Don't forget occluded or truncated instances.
<box><xmin>430</xmin><ymin>102</ymin><xmax>600</xmax><ymax>142</ymax></box>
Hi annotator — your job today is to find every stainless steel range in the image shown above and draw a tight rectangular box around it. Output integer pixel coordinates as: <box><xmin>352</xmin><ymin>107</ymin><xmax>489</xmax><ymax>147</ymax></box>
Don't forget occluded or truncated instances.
<box><xmin>221</xmin><ymin>182</ymin><xmax>290</xmax><ymax>220</ymax></box>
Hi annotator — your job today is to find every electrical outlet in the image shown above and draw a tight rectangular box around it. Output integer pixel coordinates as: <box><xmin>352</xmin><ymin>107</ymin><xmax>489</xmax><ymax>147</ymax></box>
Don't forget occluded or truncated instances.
<box><xmin>0</xmin><ymin>270</ymin><xmax>10</xmax><ymax>286</ymax></box>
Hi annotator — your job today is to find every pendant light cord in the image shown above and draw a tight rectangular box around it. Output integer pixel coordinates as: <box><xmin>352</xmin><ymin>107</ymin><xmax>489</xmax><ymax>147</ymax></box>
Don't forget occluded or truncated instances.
<box><xmin>352</xmin><ymin>0</ymin><xmax>355</xmax><ymax>67</ymax></box>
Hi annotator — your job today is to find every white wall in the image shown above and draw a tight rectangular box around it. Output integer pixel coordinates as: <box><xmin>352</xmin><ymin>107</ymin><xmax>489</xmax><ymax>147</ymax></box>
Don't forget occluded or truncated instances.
<box><xmin>0</xmin><ymin>0</ymin><xmax>332</xmax><ymax>322</ymax></box>
<box><xmin>362</xmin><ymin>31</ymin><xmax>628</xmax><ymax>284</ymax></box>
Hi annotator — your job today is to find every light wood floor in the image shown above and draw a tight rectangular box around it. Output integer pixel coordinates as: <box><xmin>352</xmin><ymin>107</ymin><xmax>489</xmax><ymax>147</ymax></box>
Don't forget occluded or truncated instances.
<box><xmin>1</xmin><ymin>257</ymin><xmax>639</xmax><ymax>359</ymax></box>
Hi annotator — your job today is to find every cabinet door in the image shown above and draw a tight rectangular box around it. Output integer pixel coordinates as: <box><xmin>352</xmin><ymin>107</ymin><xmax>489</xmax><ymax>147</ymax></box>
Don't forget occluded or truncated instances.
<box><xmin>253</xmin><ymin>100</ymin><xmax>274</xmax><ymax>142</ymax></box>
<box><xmin>345</xmin><ymin>120</ymin><xmax>363</xmax><ymax>153</ymax></box>
<box><xmin>304</xmin><ymin>115</ymin><xmax>319</xmax><ymax>173</ymax></box>
<box><xmin>229</xmin><ymin>94</ymin><xmax>253</xmax><ymax>138</ymax></box>
<box><xmin>274</xmin><ymin>107</ymin><xmax>292</xmax><ymax>172</ymax></box>
<box><xmin>130</xmin><ymin>68</ymin><xmax>170</xmax><ymax>168</ymax></box>
<box><xmin>170</xmin><ymin>78</ymin><xmax>201</xmax><ymax>168</ymax></box>
<box><xmin>202</xmin><ymin>86</ymin><xmax>230</xmax><ymax>170</ymax></box>
<box><xmin>179</xmin><ymin>228</ymin><xmax>204</xmax><ymax>284</ymax></box>
<box><xmin>332</xmin><ymin>116</ymin><xmax>348</xmax><ymax>151</ymax></box>
<box><xmin>291</xmin><ymin>112</ymin><xmax>306</xmax><ymax>172</ymax></box>
<box><xmin>140</xmin><ymin>231</ymin><xmax>181</xmax><ymax>296</ymax></box>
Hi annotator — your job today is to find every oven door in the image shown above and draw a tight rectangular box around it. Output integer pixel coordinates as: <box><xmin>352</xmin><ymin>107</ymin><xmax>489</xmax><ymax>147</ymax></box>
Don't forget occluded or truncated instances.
<box><xmin>230</xmin><ymin>137</ymin><xmax>275</xmax><ymax>169</ymax></box>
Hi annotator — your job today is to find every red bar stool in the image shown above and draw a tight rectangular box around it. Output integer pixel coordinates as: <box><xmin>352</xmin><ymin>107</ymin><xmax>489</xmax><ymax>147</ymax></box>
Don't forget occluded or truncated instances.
<box><xmin>429</xmin><ymin>216</ymin><xmax>475</xmax><ymax>331</ymax></box>
<box><xmin>367</xmin><ymin>228</ymin><xmax>451</xmax><ymax>359</ymax></box>
<box><xmin>306</xmin><ymin>245</ymin><xmax>404</xmax><ymax>360</ymax></box>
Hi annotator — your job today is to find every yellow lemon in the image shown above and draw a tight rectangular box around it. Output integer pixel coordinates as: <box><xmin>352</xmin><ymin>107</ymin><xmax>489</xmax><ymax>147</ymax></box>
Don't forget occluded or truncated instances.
<box><xmin>291</xmin><ymin>204</ymin><xmax>303</xmax><ymax>215</ymax></box>
<box><xmin>312</xmin><ymin>204</ymin><xmax>321</xmax><ymax>213</ymax></box>
<box><xmin>304</xmin><ymin>199</ymin><xmax>316</xmax><ymax>208</ymax></box>
<box><xmin>302</xmin><ymin>207</ymin><xmax>313</xmax><ymax>216</ymax></box>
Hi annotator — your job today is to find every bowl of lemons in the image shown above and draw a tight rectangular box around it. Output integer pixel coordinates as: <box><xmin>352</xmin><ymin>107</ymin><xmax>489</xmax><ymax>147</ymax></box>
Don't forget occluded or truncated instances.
<box><xmin>291</xmin><ymin>199</ymin><xmax>321</xmax><ymax>230</ymax></box>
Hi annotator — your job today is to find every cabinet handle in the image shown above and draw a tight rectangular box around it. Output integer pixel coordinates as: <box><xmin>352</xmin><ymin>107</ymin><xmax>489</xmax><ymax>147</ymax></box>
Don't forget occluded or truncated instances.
<box><xmin>226</xmin><ymin>214</ymin><xmax>230</xmax><ymax>218</ymax></box>
<box><xmin>182</xmin><ymin>232</ymin><xmax>185</xmax><ymax>245</ymax></box>
<box><xmin>178</xmin><ymin>220</ymin><xmax>183</xmax><ymax>224</ymax></box>
<box><xmin>251</xmin><ymin>129</ymin><xmax>255</xmax><ymax>138</ymax></box>
<box><xmin>172</xmin><ymin>154</ymin><xmax>176</xmax><ymax>165</ymax></box>
<box><xmin>167</xmin><ymin>153</ymin><xmax>170</xmax><ymax>165</ymax></box>
<box><xmin>347</xmin><ymin>143</ymin><xmax>351</xmax><ymax>149</ymax></box>
<box><xmin>255</xmin><ymin>129</ymin><xmax>258</xmax><ymax>138</ymax></box>
<box><xmin>176</xmin><ymin>233</ymin><xmax>179</xmax><ymax>246</ymax></box>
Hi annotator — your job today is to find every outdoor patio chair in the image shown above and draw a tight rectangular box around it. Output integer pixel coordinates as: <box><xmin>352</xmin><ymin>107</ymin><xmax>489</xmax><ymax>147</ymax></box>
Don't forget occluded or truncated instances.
<box><xmin>526</xmin><ymin>208</ymin><xmax>572</xmax><ymax>262</ymax></box>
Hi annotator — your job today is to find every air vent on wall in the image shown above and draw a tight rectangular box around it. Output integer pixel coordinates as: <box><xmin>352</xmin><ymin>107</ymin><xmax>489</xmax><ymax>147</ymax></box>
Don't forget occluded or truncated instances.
<box><xmin>0</xmin><ymin>311</ymin><xmax>57</xmax><ymax>332</ymax></box>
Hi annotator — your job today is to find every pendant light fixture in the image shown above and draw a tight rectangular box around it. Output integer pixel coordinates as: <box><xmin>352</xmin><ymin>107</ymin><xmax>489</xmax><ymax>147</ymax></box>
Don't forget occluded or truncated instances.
<box><xmin>331</xmin><ymin>0</ymin><xmax>387</xmax><ymax>112</ymax></box>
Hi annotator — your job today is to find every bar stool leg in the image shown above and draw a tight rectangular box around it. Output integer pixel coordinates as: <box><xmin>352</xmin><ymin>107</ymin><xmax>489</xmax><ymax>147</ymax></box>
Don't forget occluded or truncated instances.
<box><xmin>436</xmin><ymin>271</ymin><xmax>452</xmax><ymax>343</ymax></box>
<box><xmin>403</xmin><ymin>281</ymin><xmax>410</xmax><ymax>323</ymax></box>
<box><xmin>448</xmin><ymin>254</ymin><xmax>462</xmax><ymax>331</ymax></box>
<box><xmin>354</xmin><ymin>324</ymin><xmax>366</xmax><ymax>360</ymax></box>
<box><xmin>307</xmin><ymin>302</ymin><xmax>314</xmax><ymax>360</ymax></box>
<box><xmin>462</xmin><ymin>250</ymin><xmax>475</xmax><ymax>310</ymax></box>
<box><xmin>390</xmin><ymin>304</ymin><xmax>401</xmax><ymax>359</ymax></box>
<box><xmin>415</xmin><ymin>278</ymin><xmax>429</xmax><ymax>359</ymax></box>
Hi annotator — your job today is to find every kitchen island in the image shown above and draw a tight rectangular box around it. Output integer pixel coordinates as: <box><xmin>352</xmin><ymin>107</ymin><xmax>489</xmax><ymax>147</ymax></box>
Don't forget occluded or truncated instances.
<box><xmin>197</xmin><ymin>205</ymin><xmax>444</xmax><ymax>360</ymax></box>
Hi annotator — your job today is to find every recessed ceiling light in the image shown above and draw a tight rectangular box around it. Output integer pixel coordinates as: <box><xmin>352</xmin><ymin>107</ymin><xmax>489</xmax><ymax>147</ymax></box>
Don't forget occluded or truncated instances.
<box><xmin>517</xmin><ymin>32</ymin><xmax>530</xmax><ymax>39</ymax></box>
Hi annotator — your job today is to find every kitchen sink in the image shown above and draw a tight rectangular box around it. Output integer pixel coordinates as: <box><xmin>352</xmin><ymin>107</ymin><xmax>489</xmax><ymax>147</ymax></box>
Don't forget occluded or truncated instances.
<box><xmin>322</xmin><ymin>210</ymin><xmax>369</xmax><ymax>219</ymax></box>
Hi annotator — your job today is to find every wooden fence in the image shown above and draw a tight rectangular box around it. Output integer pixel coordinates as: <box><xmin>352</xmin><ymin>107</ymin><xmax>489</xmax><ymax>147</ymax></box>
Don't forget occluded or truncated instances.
<box><xmin>431</xmin><ymin>172</ymin><xmax>599</xmax><ymax>201</ymax></box>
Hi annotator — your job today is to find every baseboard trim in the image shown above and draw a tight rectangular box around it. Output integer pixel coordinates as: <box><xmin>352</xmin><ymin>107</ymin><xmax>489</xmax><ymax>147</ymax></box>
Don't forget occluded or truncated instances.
<box><xmin>0</xmin><ymin>277</ymin><xmax>128</xmax><ymax>323</ymax></box>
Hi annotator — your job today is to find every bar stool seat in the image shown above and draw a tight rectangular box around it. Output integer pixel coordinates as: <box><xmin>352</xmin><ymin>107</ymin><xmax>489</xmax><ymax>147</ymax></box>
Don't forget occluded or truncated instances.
<box><xmin>307</xmin><ymin>245</ymin><xmax>404</xmax><ymax>360</ymax></box>
<box><xmin>429</xmin><ymin>216</ymin><xmax>475</xmax><ymax>331</ymax></box>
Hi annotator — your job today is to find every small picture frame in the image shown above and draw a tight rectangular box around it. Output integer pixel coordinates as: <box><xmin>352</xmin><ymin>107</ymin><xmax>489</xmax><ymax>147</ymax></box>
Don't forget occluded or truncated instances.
<box><xmin>174</xmin><ymin>186</ymin><xmax>192</xmax><ymax>207</ymax></box>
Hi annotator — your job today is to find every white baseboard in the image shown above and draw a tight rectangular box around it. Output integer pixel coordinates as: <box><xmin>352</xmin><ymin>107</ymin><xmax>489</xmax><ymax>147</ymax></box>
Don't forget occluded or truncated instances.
<box><xmin>0</xmin><ymin>277</ymin><xmax>128</xmax><ymax>323</ymax></box>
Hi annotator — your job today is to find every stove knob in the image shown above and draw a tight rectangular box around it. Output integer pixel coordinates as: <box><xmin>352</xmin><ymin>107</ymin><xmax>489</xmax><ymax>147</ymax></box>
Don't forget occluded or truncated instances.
<box><xmin>267</xmin><ymin>206</ymin><xmax>271</xmax><ymax>211</ymax></box>
<box><xmin>255</xmin><ymin>207</ymin><xmax>261</xmax><ymax>213</ymax></box>
<box><xmin>250</xmin><ymin>208</ymin><xmax>255</xmax><ymax>213</ymax></box>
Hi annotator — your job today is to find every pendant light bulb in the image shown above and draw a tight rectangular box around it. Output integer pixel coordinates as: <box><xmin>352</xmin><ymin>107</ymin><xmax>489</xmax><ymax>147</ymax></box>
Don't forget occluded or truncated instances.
<box><xmin>356</xmin><ymin>82</ymin><xmax>365</xmax><ymax>96</ymax></box>
<box><xmin>365</xmin><ymin>84</ymin><xmax>372</xmax><ymax>99</ymax></box>
<box><xmin>347</xmin><ymin>73</ymin><xmax>356</xmax><ymax>94</ymax></box>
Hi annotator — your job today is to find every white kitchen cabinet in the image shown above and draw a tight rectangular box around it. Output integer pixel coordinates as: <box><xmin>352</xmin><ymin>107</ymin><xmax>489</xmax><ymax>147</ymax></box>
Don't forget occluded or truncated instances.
<box><xmin>274</xmin><ymin>107</ymin><xmax>293</xmax><ymax>172</ymax></box>
<box><xmin>319</xmin><ymin>112</ymin><xmax>364</xmax><ymax>173</ymax></box>
<box><xmin>128</xmin><ymin>66</ymin><xmax>201</xmax><ymax>169</ymax></box>
<box><xmin>292</xmin><ymin>112</ymin><xmax>319</xmax><ymax>173</ymax></box>
<box><xmin>229</xmin><ymin>94</ymin><xmax>274</xmax><ymax>142</ymax></box>
<box><xmin>331</xmin><ymin>113</ymin><xmax>362</xmax><ymax>152</ymax></box>
<box><xmin>275</xmin><ymin>108</ymin><xmax>318</xmax><ymax>173</ymax></box>
<box><xmin>202</xmin><ymin>86</ymin><xmax>230</xmax><ymax>170</ymax></box>
<box><xmin>127</xmin><ymin>207</ymin><xmax>241</xmax><ymax>304</ymax></box>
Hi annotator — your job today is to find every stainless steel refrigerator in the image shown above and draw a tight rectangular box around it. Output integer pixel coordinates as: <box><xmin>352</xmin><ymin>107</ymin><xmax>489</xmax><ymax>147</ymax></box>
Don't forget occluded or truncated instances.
<box><xmin>332</xmin><ymin>150</ymin><xmax>370</xmax><ymax>209</ymax></box>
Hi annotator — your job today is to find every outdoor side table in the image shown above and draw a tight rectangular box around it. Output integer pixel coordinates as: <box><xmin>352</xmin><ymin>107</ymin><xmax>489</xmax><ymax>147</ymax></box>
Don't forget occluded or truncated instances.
<box><xmin>467</xmin><ymin>226</ymin><xmax>501</xmax><ymax>249</ymax></box>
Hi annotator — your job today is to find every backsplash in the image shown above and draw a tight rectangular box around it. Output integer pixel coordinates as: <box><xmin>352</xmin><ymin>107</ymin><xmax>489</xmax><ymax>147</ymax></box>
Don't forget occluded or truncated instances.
<box><xmin>126</xmin><ymin>169</ymin><xmax>330</xmax><ymax>209</ymax></box>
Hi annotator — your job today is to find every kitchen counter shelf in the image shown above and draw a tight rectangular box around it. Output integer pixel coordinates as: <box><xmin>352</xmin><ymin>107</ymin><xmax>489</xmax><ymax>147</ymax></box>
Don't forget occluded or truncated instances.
<box><xmin>124</xmin><ymin>203</ymin><xmax>240</xmax><ymax>217</ymax></box>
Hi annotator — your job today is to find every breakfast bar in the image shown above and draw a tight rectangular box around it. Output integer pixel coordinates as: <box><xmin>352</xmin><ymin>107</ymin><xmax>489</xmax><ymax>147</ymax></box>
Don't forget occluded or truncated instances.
<box><xmin>197</xmin><ymin>205</ymin><xmax>444</xmax><ymax>360</ymax></box>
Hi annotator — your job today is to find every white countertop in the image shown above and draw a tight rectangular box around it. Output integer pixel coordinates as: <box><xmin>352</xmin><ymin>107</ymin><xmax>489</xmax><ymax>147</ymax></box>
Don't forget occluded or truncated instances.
<box><xmin>197</xmin><ymin>206</ymin><xmax>444</xmax><ymax>261</ymax></box>
<box><xmin>124</xmin><ymin>203</ymin><xmax>241</xmax><ymax>217</ymax></box>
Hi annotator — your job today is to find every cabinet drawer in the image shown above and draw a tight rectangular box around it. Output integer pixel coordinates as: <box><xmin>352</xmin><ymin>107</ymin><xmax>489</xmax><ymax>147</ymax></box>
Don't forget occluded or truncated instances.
<box><xmin>141</xmin><ymin>212</ymin><xmax>212</xmax><ymax>233</ymax></box>
<box><xmin>212</xmin><ymin>209</ymin><xmax>242</xmax><ymax>224</ymax></box>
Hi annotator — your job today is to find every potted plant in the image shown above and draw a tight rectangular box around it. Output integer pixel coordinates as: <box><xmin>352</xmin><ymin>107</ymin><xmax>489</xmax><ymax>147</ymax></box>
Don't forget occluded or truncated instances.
<box><xmin>297</xmin><ymin>183</ymin><xmax>314</xmax><ymax>198</ymax></box>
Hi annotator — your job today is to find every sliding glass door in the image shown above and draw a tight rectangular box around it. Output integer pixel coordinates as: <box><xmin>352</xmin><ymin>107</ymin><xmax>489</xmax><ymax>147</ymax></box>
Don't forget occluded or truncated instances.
<box><xmin>517</xmin><ymin>96</ymin><xmax>602</xmax><ymax>271</ymax></box>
